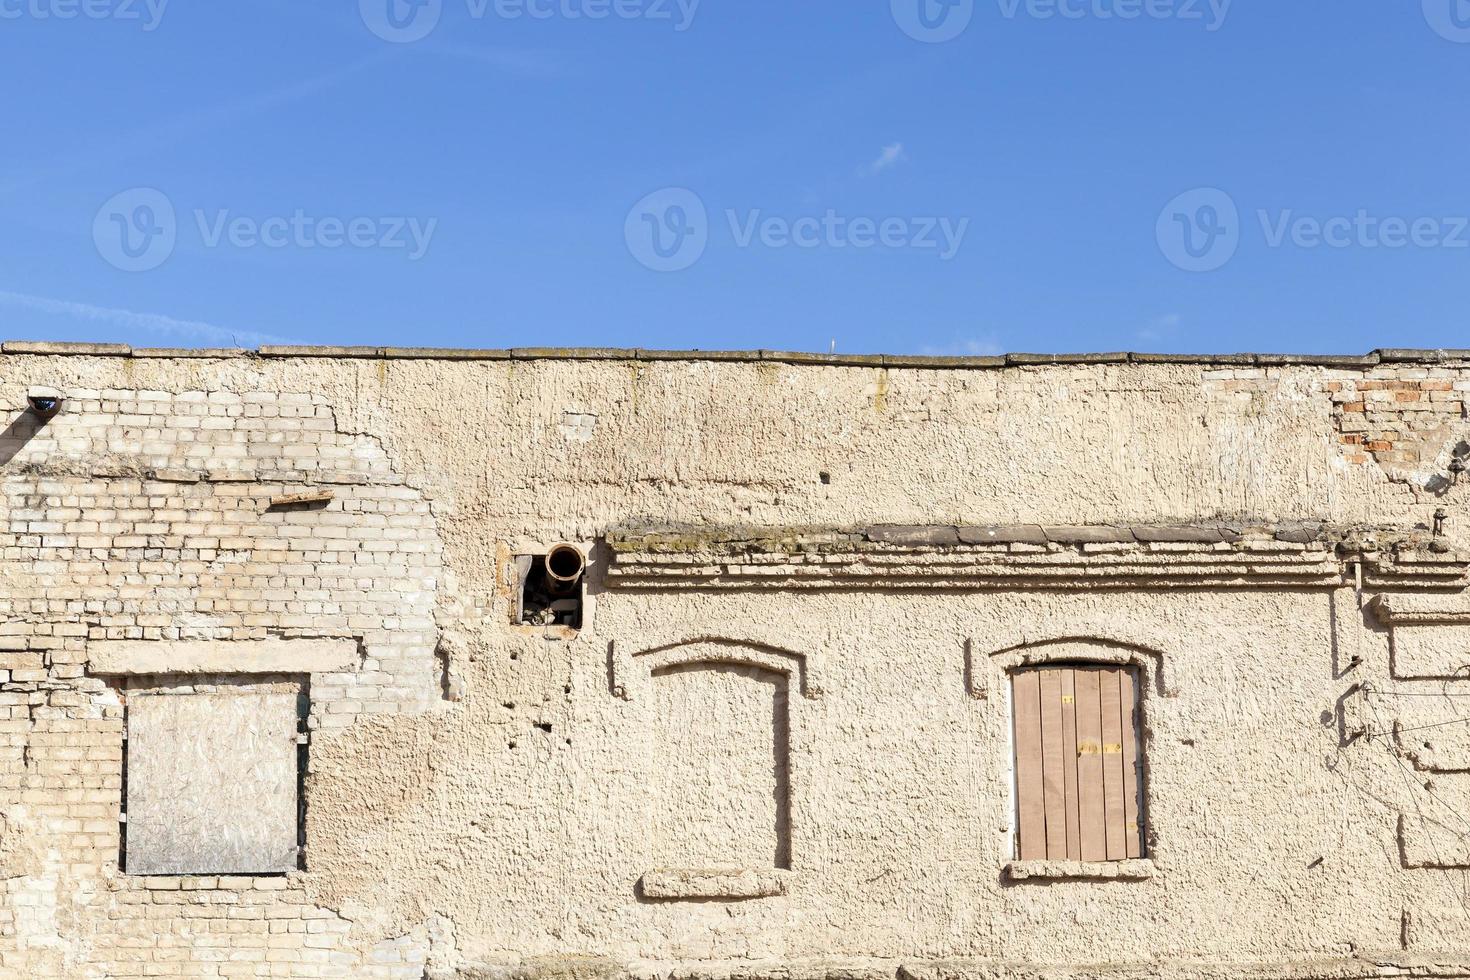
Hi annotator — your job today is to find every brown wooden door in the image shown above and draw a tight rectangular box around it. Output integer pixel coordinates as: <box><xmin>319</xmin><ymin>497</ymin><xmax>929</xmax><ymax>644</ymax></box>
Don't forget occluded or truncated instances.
<box><xmin>1013</xmin><ymin>666</ymin><xmax>1143</xmax><ymax>862</ymax></box>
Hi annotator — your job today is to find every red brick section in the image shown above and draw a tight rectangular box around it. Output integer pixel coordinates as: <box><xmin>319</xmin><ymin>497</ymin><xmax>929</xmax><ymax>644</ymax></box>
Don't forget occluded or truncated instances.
<box><xmin>1328</xmin><ymin>377</ymin><xmax>1468</xmax><ymax>471</ymax></box>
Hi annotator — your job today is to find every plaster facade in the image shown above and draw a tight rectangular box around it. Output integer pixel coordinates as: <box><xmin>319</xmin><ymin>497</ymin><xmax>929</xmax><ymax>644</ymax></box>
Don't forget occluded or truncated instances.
<box><xmin>1</xmin><ymin>343</ymin><xmax>1470</xmax><ymax>979</ymax></box>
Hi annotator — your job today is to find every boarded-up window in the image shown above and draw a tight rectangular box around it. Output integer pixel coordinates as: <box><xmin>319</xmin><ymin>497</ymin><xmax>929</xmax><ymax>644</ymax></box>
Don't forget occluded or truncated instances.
<box><xmin>1012</xmin><ymin>666</ymin><xmax>1143</xmax><ymax>862</ymax></box>
<box><xmin>125</xmin><ymin>690</ymin><xmax>301</xmax><ymax>875</ymax></box>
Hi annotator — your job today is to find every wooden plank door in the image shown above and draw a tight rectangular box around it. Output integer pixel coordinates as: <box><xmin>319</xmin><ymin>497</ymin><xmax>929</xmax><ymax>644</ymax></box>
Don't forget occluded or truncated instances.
<box><xmin>1013</xmin><ymin>665</ymin><xmax>1143</xmax><ymax>862</ymax></box>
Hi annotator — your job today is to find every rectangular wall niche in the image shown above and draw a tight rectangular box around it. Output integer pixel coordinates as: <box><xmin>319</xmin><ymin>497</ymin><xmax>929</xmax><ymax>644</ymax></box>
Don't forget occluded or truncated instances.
<box><xmin>1012</xmin><ymin>666</ymin><xmax>1144</xmax><ymax>862</ymax></box>
<box><xmin>1390</xmin><ymin>623</ymin><xmax>1470</xmax><ymax>679</ymax></box>
<box><xmin>648</xmin><ymin>662</ymin><xmax>791</xmax><ymax>874</ymax></box>
<box><xmin>125</xmin><ymin>684</ymin><xmax>303</xmax><ymax>875</ymax></box>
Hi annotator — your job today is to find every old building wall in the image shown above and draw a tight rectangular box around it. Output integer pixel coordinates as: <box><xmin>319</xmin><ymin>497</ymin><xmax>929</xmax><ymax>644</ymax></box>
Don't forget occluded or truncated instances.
<box><xmin>0</xmin><ymin>344</ymin><xmax>1468</xmax><ymax>979</ymax></box>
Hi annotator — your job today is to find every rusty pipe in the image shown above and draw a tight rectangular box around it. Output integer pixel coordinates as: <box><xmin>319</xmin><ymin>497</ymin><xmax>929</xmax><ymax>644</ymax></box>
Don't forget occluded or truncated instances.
<box><xmin>544</xmin><ymin>544</ymin><xmax>585</xmax><ymax>593</ymax></box>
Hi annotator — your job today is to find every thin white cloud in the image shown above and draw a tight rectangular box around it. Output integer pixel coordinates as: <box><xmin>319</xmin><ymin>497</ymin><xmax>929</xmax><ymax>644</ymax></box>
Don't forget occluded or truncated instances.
<box><xmin>1137</xmin><ymin>313</ymin><xmax>1182</xmax><ymax>343</ymax></box>
<box><xmin>920</xmin><ymin>334</ymin><xmax>1004</xmax><ymax>357</ymax></box>
<box><xmin>867</xmin><ymin>142</ymin><xmax>907</xmax><ymax>176</ymax></box>
<box><xmin>0</xmin><ymin>290</ymin><xmax>294</xmax><ymax>348</ymax></box>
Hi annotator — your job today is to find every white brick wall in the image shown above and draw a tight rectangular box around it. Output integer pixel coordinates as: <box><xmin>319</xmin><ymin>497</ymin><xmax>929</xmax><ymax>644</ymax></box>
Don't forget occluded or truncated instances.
<box><xmin>0</xmin><ymin>387</ymin><xmax>444</xmax><ymax>978</ymax></box>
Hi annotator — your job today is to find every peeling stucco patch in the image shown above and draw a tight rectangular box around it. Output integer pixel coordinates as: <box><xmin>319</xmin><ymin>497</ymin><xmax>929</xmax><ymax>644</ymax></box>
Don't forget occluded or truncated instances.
<box><xmin>1327</xmin><ymin>375</ymin><xmax>1470</xmax><ymax>493</ymax></box>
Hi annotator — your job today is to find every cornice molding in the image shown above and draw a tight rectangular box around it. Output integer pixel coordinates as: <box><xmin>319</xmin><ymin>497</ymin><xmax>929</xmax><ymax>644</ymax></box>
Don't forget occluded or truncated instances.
<box><xmin>606</xmin><ymin>525</ymin><xmax>1469</xmax><ymax>592</ymax></box>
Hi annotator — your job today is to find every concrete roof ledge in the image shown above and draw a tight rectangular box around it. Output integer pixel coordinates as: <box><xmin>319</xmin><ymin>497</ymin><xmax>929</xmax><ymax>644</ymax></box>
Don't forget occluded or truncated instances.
<box><xmin>635</xmin><ymin>349</ymin><xmax>753</xmax><ymax>362</ymax></box>
<box><xmin>511</xmin><ymin>348</ymin><xmax>632</xmax><ymax>361</ymax></box>
<box><xmin>882</xmin><ymin>353</ymin><xmax>1004</xmax><ymax>368</ymax></box>
<box><xmin>256</xmin><ymin>345</ymin><xmax>380</xmax><ymax>358</ymax></box>
<box><xmin>3</xmin><ymin>340</ymin><xmax>132</xmax><ymax>356</ymax></box>
<box><xmin>377</xmin><ymin>347</ymin><xmax>512</xmax><ymax>360</ymax></box>
<box><xmin>1376</xmin><ymin>348</ymin><xmax>1470</xmax><ymax>362</ymax></box>
<box><xmin>2</xmin><ymin>342</ymin><xmax>1466</xmax><ymax>369</ymax></box>
<box><xmin>763</xmin><ymin>350</ymin><xmax>887</xmax><ymax>367</ymax></box>
<box><xmin>1256</xmin><ymin>353</ymin><xmax>1381</xmax><ymax>367</ymax></box>
<box><xmin>1009</xmin><ymin>352</ymin><xmax>1131</xmax><ymax>365</ymax></box>
<box><xmin>1128</xmin><ymin>352</ymin><xmax>1257</xmax><ymax>365</ymax></box>
<box><xmin>131</xmin><ymin>348</ymin><xmax>251</xmax><ymax>358</ymax></box>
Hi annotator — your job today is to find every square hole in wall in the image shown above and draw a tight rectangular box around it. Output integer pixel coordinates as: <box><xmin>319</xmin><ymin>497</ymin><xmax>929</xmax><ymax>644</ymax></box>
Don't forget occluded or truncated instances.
<box><xmin>514</xmin><ymin>544</ymin><xmax>586</xmax><ymax>629</ymax></box>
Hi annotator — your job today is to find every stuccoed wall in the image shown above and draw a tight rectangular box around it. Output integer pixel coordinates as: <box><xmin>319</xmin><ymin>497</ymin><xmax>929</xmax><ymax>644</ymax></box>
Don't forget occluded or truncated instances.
<box><xmin>1</xmin><ymin>343</ymin><xmax>1469</xmax><ymax>979</ymax></box>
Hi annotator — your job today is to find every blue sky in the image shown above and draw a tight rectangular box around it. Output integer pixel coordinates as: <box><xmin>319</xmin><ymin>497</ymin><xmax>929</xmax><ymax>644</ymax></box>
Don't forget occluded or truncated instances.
<box><xmin>1</xmin><ymin>0</ymin><xmax>1467</xmax><ymax>354</ymax></box>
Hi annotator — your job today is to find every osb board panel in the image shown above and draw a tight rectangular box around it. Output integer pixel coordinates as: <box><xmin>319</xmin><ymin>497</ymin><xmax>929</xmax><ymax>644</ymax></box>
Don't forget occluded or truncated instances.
<box><xmin>126</xmin><ymin>692</ymin><xmax>299</xmax><ymax>875</ymax></box>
